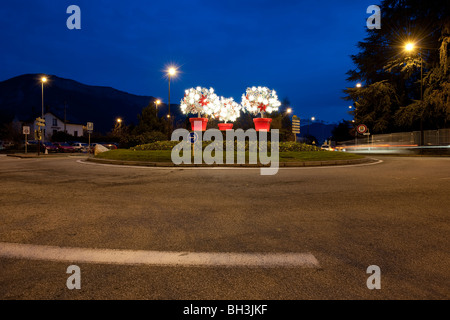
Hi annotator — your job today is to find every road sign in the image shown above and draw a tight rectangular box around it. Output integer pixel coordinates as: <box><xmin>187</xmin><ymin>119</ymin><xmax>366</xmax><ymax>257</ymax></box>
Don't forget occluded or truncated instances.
<box><xmin>87</xmin><ymin>122</ymin><xmax>94</xmax><ymax>132</ymax></box>
<box><xmin>292</xmin><ymin>115</ymin><xmax>300</xmax><ymax>134</ymax></box>
<box><xmin>357</xmin><ymin>124</ymin><xmax>368</xmax><ymax>134</ymax></box>
<box><xmin>23</xmin><ymin>126</ymin><xmax>30</xmax><ymax>135</ymax></box>
<box><xmin>35</xmin><ymin>129</ymin><xmax>42</xmax><ymax>141</ymax></box>
<box><xmin>36</xmin><ymin>117</ymin><xmax>46</xmax><ymax>127</ymax></box>
<box><xmin>190</xmin><ymin>132</ymin><xmax>198</xmax><ymax>144</ymax></box>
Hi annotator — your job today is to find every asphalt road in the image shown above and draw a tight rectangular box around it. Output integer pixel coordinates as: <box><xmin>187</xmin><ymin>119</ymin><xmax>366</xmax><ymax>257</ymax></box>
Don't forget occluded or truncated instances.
<box><xmin>0</xmin><ymin>155</ymin><xmax>449</xmax><ymax>300</ymax></box>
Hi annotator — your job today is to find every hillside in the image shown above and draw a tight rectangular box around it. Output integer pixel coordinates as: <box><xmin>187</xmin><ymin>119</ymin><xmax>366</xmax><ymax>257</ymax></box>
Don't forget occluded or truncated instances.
<box><xmin>0</xmin><ymin>74</ymin><xmax>176</xmax><ymax>133</ymax></box>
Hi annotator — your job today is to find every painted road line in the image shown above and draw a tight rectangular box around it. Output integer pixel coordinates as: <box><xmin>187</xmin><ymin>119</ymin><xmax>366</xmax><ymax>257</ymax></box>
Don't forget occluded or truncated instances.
<box><xmin>0</xmin><ymin>242</ymin><xmax>320</xmax><ymax>268</ymax></box>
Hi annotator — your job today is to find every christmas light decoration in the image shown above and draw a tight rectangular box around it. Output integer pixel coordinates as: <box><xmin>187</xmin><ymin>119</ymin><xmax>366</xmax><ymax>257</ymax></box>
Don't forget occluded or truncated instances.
<box><xmin>215</xmin><ymin>97</ymin><xmax>242</xmax><ymax>123</ymax></box>
<box><xmin>241</xmin><ymin>86</ymin><xmax>281</xmax><ymax>117</ymax></box>
<box><xmin>180</xmin><ymin>87</ymin><xmax>220</xmax><ymax>117</ymax></box>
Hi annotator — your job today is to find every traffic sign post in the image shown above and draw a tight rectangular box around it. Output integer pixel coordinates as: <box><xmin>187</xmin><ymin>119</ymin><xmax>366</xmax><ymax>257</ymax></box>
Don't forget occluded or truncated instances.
<box><xmin>292</xmin><ymin>116</ymin><xmax>300</xmax><ymax>142</ymax></box>
<box><xmin>87</xmin><ymin>122</ymin><xmax>94</xmax><ymax>155</ymax></box>
<box><xmin>190</xmin><ymin>132</ymin><xmax>198</xmax><ymax>144</ymax></box>
<box><xmin>23</xmin><ymin>126</ymin><xmax>30</xmax><ymax>154</ymax></box>
<box><xmin>35</xmin><ymin>117</ymin><xmax>46</xmax><ymax>155</ymax></box>
<box><xmin>356</xmin><ymin>124</ymin><xmax>372</xmax><ymax>150</ymax></box>
<box><xmin>189</xmin><ymin>132</ymin><xmax>199</xmax><ymax>157</ymax></box>
<box><xmin>357</xmin><ymin>124</ymin><xmax>368</xmax><ymax>135</ymax></box>
<box><xmin>36</xmin><ymin>117</ymin><xmax>46</xmax><ymax>128</ymax></box>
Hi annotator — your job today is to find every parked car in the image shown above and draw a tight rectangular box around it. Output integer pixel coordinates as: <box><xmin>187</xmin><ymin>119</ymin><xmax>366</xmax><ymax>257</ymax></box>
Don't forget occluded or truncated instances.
<box><xmin>71</xmin><ymin>142</ymin><xmax>88</xmax><ymax>153</ymax></box>
<box><xmin>53</xmin><ymin>142</ymin><xmax>76</xmax><ymax>153</ymax></box>
<box><xmin>1</xmin><ymin>141</ymin><xmax>14</xmax><ymax>149</ymax></box>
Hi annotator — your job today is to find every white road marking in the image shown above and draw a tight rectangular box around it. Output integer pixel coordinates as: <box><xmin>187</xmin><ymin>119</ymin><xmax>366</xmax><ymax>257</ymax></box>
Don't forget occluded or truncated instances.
<box><xmin>0</xmin><ymin>242</ymin><xmax>320</xmax><ymax>268</ymax></box>
<box><xmin>77</xmin><ymin>159</ymin><xmax>383</xmax><ymax>170</ymax></box>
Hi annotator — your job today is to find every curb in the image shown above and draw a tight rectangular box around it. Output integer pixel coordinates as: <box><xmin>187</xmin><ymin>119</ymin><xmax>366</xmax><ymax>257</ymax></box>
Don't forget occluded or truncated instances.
<box><xmin>86</xmin><ymin>157</ymin><xmax>377</xmax><ymax>168</ymax></box>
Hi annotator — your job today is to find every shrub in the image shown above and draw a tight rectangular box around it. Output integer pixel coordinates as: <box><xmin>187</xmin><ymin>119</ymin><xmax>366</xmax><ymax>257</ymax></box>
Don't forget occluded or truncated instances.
<box><xmin>131</xmin><ymin>140</ymin><xmax>322</xmax><ymax>152</ymax></box>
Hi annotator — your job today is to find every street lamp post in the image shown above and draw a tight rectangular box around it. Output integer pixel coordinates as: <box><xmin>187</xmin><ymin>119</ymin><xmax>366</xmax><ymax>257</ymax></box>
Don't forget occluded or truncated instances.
<box><xmin>405</xmin><ymin>42</ymin><xmax>424</xmax><ymax>145</ymax></box>
<box><xmin>41</xmin><ymin>77</ymin><xmax>47</xmax><ymax>143</ymax></box>
<box><xmin>167</xmin><ymin>67</ymin><xmax>177</xmax><ymax>136</ymax></box>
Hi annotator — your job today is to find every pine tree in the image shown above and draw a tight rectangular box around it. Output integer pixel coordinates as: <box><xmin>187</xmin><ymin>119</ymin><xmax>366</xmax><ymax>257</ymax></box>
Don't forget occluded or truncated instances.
<box><xmin>344</xmin><ymin>0</ymin><xmax>450</xmax><ymax>133</ymax></box>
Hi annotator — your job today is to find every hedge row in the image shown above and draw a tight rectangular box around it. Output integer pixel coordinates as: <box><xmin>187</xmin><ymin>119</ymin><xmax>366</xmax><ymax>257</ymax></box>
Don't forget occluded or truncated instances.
<box><xmin>131</xmin><ymin>141</ymin><xmax>322</xmax><ymax>152</ymax></box>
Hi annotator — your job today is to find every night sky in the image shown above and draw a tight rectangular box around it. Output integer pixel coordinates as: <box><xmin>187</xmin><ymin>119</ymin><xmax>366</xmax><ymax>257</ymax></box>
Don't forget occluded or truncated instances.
<box><xmin>0</xmin><ymin>0</ymin><xmax>377</xmax><ymax>123</ymax></box>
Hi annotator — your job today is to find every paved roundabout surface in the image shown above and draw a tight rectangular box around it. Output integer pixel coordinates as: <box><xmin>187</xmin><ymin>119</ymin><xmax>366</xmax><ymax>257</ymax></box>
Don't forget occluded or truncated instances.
<box><xmin>0</xmin><ymin>155</ymin><xmax>449</xmax><ymax>300</ymax></box>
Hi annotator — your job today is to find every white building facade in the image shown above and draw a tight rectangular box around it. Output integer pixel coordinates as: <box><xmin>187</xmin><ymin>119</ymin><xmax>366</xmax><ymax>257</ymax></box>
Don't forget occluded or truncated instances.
<box><xmin>32</xmin><ymin>112</ymin><xmax>85</xmax><ymax>140</ymax></box>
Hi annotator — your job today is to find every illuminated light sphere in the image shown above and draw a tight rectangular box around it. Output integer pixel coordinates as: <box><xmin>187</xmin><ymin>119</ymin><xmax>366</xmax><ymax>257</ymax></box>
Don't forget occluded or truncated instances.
<box><xmin>168</xmin><ymin>67</ymin><xmax>177</xmax><ymax>76</ymax></box>
<box><xmin>405</xmin><ymin>42</ymin><xmax>415</xmax><ymax>52</ymax></box>
<box><xmin>356</xmin><ymin>83</ymin><xmax>362</xmax><ymax>88</ymax></box>
<box><xmin>41</xmin><ymin>77</ymin><xmax>47</xmax><ymax>83</ymax></box>
<box><xmin>287</xmin><ymin>108</ymin><xmax>292</xmax><ymax>114</ymax></box>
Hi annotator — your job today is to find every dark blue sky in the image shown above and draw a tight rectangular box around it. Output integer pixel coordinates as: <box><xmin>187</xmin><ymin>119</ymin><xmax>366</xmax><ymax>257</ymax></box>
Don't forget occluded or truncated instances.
<box><xmin>0</xmin><ymin>0</ymin><xmax>377</xmax><ymax>123</ymax></box>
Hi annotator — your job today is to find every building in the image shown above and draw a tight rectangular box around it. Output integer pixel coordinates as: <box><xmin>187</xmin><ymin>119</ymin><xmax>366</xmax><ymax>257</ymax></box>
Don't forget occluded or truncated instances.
<box><xmin>31</xmin><ymin>112</ymin><xmax>85</xmax><ymax>140</ymax></box>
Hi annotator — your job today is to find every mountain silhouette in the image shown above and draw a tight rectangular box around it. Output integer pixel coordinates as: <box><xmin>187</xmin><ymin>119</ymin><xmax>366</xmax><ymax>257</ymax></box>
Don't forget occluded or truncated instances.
<box><xmin>0</xmin><ymin>74</ymin><xmax>178</xmax><ymax>133</ymax></box>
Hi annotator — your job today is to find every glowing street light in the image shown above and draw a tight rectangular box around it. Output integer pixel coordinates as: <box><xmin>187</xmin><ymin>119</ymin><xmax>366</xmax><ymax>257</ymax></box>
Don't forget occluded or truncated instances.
<box><xmin>356</xmin><ymin>83</ymin><xmax>362</xmax><ymax>88</ymax></box>
<box><xmin>155</xmin><ymin>99</ymin><xmax>161</xmax><ymax>117</ymax></box>
<box><xmin>404</xmin><ymin>41</ymin><xmax>424</xmax><ymax>145</ymax></box>
<box><xmin>40</xmin><ymin>76</ymin><xmax>48</xmax><ymax>143</ymax></box>
<box><xmin>116</xmin><ymin>118</ymin><xmax>123</xmax><ymax>125</ymax></box>
<box><xmin>286</xmin><ymin>108</ymin><xmax>292</xmax><ymax>114</ymax></box>
<box><xmin>405</xmin><ymin>42</ymin><xmax>415</xmax><ymax>52</ymax></box>
<box><xmin>41</xmin><ymin>76</ymin><xmax>47</xmax><ymax>117</ymax></box>
<box><xmin>166</xmin><ymin>66</ymin><xmax>178</xmax><ymax>135</ymax></box>
<box><xmin>168</xmin><ymin>67</ymin><xmax>177</xmax><ymax>76</ymax></box>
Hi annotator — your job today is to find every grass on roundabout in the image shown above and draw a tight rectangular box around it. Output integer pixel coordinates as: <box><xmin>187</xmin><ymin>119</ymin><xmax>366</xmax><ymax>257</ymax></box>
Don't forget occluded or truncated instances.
<box><xmin>95</xmin><ymin>149</ymin><xmax>364</xmax><ymax>163</ymax></box>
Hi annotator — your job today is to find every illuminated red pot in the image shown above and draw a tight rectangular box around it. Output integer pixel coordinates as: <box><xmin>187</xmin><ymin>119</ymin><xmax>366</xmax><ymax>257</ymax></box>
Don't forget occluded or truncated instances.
<box><xmin>253</xmin><ymin>118</ymin><xmax>272</xmax><ymax>132</ymax></box>
<box><xmin>218</xmin><ymin>123</ymin><xmax>234</xmax><ymax>131</ymax></box>
<box><xmin>189</xmin><ymin>118</ymin><xmax>208</xmax><ymax>131</ymax></box>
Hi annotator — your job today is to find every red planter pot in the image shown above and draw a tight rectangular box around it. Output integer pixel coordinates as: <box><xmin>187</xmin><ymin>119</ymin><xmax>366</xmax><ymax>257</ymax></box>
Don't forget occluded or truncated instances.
<box><xmin>189</xmin><ymin>118</ymin><xmax>208</xmax><ymax>131</ymax></box>
<box><xmin>218</xmin><ymin>123</ymin><xmax>234</xmax><ymax>131</ymax></box>
<box><xmin>253</xmin><ymin>118</ymin><xmax>272</xmax><ymax>132</ymax></box>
